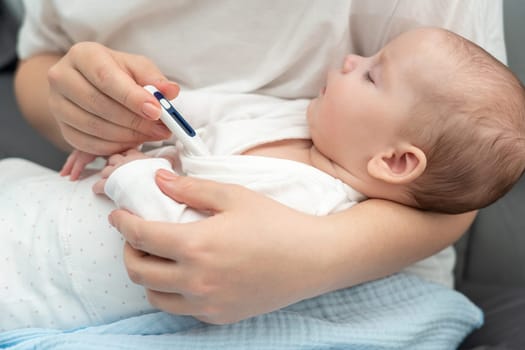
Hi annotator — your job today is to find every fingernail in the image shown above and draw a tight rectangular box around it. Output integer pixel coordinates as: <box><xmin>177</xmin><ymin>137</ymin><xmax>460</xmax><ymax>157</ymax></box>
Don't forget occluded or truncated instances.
<box><xmin>156</xmin><ymin>169</ymin><xmax>177</xmax><ymax>181</ymax></box>
<box><xmin>142</xmin><ymin>102</ymin><xmax>161</xmax><ymax>120</ymax></box>
<box><xmin>167</xmin><ymin>81</ymin><xmax>180</xmax><ymax>90</ymax></box>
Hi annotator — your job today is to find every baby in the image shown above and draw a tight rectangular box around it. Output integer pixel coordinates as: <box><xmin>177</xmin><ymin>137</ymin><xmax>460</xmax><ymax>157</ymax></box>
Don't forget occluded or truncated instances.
<box><xmin>301</xmin><ymin>26</ymin><xmax>525</xmax><ymax>214</ymax></box>
<box><xmin>1</xmin><ymin>27</ymin><xmax>524</xmax><ymax>331</ymax></box>
<box><xmin>79</xmin><ymin>26</ymin><xmax>525</xmax><ymax>215</ymax></box>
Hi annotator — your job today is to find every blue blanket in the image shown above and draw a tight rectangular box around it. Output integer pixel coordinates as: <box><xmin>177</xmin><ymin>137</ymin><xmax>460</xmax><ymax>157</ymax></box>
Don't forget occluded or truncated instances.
<box><xmin>0</xmin><ymin>274</ymin><xmax>482</xmax><ymax>350</ymax></box>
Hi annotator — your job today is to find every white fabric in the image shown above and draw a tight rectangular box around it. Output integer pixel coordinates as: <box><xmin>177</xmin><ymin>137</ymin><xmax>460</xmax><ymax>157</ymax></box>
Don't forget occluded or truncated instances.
<box><xmin>19</xmin><ymin>0</ymin><xmax>506</xmax><ymax>101</ymax></box>
<box><xmin>0</xmin><ymin>158</ymin><xmax>144</xmax><ymax>330</ymax></box>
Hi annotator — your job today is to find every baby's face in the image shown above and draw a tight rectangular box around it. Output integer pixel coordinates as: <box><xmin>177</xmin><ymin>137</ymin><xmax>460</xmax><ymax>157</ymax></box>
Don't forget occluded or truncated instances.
<box><xmin>307</xmin><ymin>29</ymin><xmax>433</xmax><ymax>175</ymax></box>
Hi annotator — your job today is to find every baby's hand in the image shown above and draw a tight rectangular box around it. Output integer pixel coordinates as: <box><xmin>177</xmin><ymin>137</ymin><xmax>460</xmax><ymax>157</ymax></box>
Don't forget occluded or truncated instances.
<box><xmin>92</xmin><ymin>149</ymin><xmax>151</xmax><ymax>195</ymax></box>
<box><xmin>60</xmin><ymin>150</ymin><xmax>97</xmax><ymax>180</ymax></box>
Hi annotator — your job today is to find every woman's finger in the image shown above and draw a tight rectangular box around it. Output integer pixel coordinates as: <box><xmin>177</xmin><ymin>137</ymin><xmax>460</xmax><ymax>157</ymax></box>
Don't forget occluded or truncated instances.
<box><xmin>117</xmin><ymin>53</ymin><xmax>180</xmax><ymax>100</ymax></box>
<box><xmin>69</xmin><ymin>43</ymin><xmax>172</xmax><ymax>120</ymax></box>
<box><xmin>155</xmin><ymin>170</ymin><xmax>245</xmax><ymax>213</ymax></box>
<box><xmin>59</xmin><ymin>122</ymin><xmax>138</xmax><ymax>155</ymax></box>
<box><xmin>51</xmin><ymin>66</ymin><xmax>171</xmax><ymax>140</ymax></box>
<box><xmin>109</xmin><ymin>209</ymin><xmax>192</xmax><ymax>259</ymax></box>
<box><xmin>122</xmin><ymin>243</ymin><xmax>187</xmax><ymax>294</ymax></box>
<box><xmin>50</xmin><ymin>88</ymin><xmax>171</xmax><ymax>144</ymax></box>
<box><xmin>145</xmin><ymin>289</ymin><xmax>199</xmax><ymax>317</ymax></box>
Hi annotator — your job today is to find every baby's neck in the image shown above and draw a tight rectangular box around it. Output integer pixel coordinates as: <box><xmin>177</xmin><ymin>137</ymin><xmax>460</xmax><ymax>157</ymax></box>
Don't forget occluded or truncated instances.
<box><xmin>243</xmin><ymin>139</ymin><xmax>370</xmax><ymax>195</ymax></box>
<box><xmin>243</xmin><ymin>139</ymin><xmax>412</xmax><ymax>205</ymax></box>
<box><xmin>242</xmin><ymin>138</ymin><xmax>314</xmax><ymax>163</ymax></box>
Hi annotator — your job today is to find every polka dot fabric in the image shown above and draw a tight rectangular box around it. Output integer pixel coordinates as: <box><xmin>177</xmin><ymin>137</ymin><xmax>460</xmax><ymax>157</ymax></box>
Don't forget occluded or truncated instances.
<box><xmin>0</xmin><ymin>159</ymin><xmax>152</xmax><ymax>331</ymax></box>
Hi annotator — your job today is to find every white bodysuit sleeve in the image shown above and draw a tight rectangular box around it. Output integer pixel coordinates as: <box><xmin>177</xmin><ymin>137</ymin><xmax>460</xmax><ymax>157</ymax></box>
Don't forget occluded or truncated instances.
<box><xmin>104</xmin><ymin>158</ymin><xmax>190</xmax><ymax>222</ymax></box>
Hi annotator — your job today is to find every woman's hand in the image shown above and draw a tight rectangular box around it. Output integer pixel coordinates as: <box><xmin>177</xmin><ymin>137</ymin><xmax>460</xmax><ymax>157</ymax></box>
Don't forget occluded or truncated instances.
<box><xmin>109</xmin><ymin>170</ymin><xmax>331</xmax><ymax>324</ymax></box>
<box><xmin>47</xmin><ymin>41</ymin><xmax>179</xmax><ymax>155</ymax></box>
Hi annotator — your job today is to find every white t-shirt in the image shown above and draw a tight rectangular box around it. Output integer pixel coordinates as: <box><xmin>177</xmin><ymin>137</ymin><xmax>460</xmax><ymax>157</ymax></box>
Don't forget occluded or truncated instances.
<box><xmin>18</xmin><ymin>0</ymin><xmax>506</xmax><ymax>101</ymax></box>
<box><xmin>16</xmin><ymin>0</ymin><xmax>506</xmax><ymax>289</ymax></box>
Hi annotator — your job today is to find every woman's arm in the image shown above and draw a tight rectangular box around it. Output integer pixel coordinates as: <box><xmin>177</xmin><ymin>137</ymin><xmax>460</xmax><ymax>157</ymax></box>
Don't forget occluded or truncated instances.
<box><xmin>315</xmin><ymin>199</ymin><xmax>475</xmax><ymax>292</ymax></box>
<box><xmin>14</xmin><ymin>54</ymin><xmax>69</xmax><ymax>151</ymax></box>
<box><xmin>109</xmin><ymin>171</ymin><xmax>474</xmax><ymax>325</ymax></box>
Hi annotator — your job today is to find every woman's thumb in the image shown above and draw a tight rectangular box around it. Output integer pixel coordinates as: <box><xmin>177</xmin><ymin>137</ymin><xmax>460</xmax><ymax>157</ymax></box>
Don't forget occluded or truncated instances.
<box><xmin>155</xmin><ymin>169</ymin><xmax>237</xmax><ymax>213</ymax></box>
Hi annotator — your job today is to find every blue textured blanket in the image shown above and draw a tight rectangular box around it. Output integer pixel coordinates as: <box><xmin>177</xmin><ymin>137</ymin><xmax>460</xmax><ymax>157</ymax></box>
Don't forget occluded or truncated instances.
<box><xmin>0</xmin><ymin>274</ymin><xmax>482</xmax><ymax>350</ymax></box>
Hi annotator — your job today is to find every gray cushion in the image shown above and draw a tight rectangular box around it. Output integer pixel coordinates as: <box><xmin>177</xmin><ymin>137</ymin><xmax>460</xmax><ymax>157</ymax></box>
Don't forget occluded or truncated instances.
<box><xmin>461</xmin><ymin>177</ymin><xmax>525</xmax><ymax>286</ymax></box>
<box><xmin>0</xmin><ymin>0</ymin><xmax>18</xmax><ymax>69</ymax></box>
<box><xmin>504</xmin><ymin>0</ymin><xmax>525</xmax><ymax>84</ymax></box>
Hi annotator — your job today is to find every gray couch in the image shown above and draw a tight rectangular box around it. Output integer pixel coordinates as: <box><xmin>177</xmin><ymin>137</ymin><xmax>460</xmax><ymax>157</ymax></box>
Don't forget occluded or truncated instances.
<box><xmin>453</xmin><ymin>1</ymin><xmax>525</xmax><ymax>348</ymax></box>
<box><xmin>1</xmin><ymin>1</ymin><xmax>524</xmax><ymax>349</ymax></box>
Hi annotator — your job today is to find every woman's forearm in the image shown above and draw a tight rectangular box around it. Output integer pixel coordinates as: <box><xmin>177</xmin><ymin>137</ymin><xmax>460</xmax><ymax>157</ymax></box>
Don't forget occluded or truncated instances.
<box><xmin>14</xmin><ymin>54</ymin><xmax>71</xmax><ymax>151</ymax></box>
<box><xmin>313</xmin><ymin>199</ymin><xmax>476</xmax><ymax>293</ymax></box>
<box><xmin>109</xmin><ymin>175</ymin><xmax>476</xmax><ymax>323</ymax></box>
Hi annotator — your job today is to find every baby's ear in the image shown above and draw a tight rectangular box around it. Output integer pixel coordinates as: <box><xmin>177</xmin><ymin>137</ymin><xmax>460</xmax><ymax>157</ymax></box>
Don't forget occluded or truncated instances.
<box><xmin>367</xmin><ymin>144</ymin><xmax>427</xmax><ymax>184</ymax></box>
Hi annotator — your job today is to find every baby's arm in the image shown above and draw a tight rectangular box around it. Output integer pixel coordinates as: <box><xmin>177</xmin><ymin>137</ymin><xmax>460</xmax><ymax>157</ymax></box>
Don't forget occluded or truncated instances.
<box><xmin>61</xmin><ymin>149</ymin><xmax>144</xmax><ymax>182</ymax></box>
<box><xmin>93</xmin><ymin>148</ymin><xmax>203</xmax><ymax>223</ymax></box>
<box><xmin>92</xmin><ymin>149</ymin><xmax>155</xmax><ymax>194</ymax></box>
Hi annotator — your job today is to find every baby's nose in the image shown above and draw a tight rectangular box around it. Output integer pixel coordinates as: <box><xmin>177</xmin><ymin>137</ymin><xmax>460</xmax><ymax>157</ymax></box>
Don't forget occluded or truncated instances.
<box><xmin>342</xmin><ymin>54</ymin><xmax>363</xmax><ymax>73</ymax></box>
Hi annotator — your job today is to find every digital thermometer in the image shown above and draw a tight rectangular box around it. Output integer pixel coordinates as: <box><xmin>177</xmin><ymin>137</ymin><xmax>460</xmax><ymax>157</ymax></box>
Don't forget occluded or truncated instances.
<box><xmin>144</xmin><ymin>85</ymin><xmax>210</xmax><ymax>156</ymax></box>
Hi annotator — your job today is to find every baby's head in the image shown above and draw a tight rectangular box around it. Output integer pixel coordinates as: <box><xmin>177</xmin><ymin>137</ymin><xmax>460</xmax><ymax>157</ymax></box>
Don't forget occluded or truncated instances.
<box><xmin>308</xmin><ymin>27</ymin><xmax>525</xmax><ymax>214</ymax></box>
<box><xmin>401</xmin><ymin>28</ymin><xmax>525</xmax><ymax>213</ymax></box>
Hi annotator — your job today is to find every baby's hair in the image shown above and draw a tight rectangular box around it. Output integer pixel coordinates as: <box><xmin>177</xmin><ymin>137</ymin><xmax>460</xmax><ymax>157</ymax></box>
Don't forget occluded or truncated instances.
<box><xmin>405</xmin><ymin>28</ymin><xmax>525</xmax><ymax>214</ymax></box>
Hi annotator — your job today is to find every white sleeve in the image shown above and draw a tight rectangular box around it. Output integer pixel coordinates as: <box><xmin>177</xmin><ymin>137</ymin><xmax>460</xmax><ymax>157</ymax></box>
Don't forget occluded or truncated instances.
<box><xmin>104</xmin><ymin>158</ymin><xmax>187</xmax><ymax>222</ymax></box>
<box><xmin>349</xmin><ymin>0</ymin><xmax>506</xmax><ymax>64</ymax></box>
<box><xmin>17</xmin><ymin>0</ymin><xmax>72</xmax><ymax>59</ymax></box>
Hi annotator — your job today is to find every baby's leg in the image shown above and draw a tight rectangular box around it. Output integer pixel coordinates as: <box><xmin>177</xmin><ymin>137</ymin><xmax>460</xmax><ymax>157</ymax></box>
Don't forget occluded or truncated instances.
<box><xmin>63</xmin><ymin>173</ymin><xmax>156</xmax><ymax>326</ymax></box>
<box><xmin>0</xmin><ymin>158</ymin><xmax>93</xmax><ymax>329</ymax></box>
<box><xmin>0</xmin><ymin>159</ymin><xmax>153</xmax><ymax>330</ymax></box>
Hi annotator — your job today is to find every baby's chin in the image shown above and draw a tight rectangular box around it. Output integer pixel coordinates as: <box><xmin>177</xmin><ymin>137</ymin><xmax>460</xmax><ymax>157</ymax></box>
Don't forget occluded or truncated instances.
<box><xmin>307</xmin><ymin>95</ymin><xmax>319</xmax><ymax>108</ymax></box>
